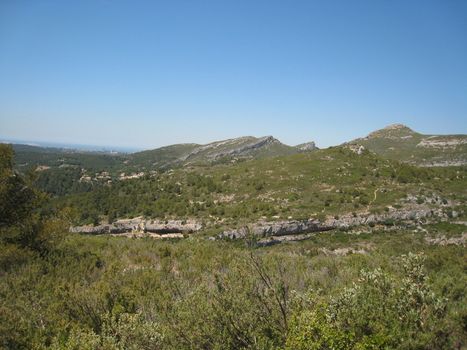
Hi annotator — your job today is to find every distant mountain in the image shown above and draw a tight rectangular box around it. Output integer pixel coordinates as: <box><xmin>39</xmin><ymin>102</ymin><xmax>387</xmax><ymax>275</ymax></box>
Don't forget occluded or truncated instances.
<box><xmin>9</xmin><ymin>136</ymin><xmax>318</xmax><ymax>173</ymax></box>
<box><xmin>11</xmin><ymin>124</ymin><xmax>466</xmax><ymax>173</ymax></box>
<box><xmin>347</xmin><ymin>124</ymin><xmax>467</xmax><ymax>166</ymax></box>
<box><xmin>129</xmin><ymin>136</ymin><xmax>314</xmax><ymax>168</ymax></box>
<box><xmin>180</xmin><ymin>136</ymin><xmax>298</xmax><ymax>163</ymax></box>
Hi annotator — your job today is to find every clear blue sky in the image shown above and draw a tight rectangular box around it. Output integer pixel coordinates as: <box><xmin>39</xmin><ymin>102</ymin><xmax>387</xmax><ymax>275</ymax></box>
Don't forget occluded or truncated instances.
<box><xmin>1</xmin><ymin>0</ymin><xmax>466</xmax><ymax>150</ymax></box>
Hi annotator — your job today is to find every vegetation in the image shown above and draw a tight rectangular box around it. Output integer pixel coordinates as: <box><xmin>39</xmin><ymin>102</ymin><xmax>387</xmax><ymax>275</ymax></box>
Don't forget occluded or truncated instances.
<box><xmin>349</xmin><ymin>124</ymin><xmax>467</xmax><ymax>166</ymax></box>
<box><xmin>13</xmin><ymin>144</ymin><xmax>125</xmax><ymax>173</ymax></box>
<box><xmin>49</xmin><ymin>146</ymin><xmax>466</xmax><ymax>226</ymax></box>
<box><xmin>1</xmin><ymin>136</ymin><xmax>466</xmax><ymax>349</ymax></box>
<box><xmin>1</xmin><ymin>223</ymin><xmax>465</xmax><ymax>348</ymax></box>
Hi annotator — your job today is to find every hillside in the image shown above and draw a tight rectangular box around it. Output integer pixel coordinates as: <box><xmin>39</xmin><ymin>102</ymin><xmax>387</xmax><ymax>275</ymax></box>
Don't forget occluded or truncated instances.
<box><xmin>127</xmin><ymin>143</ymin><xmax>199</xmax><ymax>169</ymax></box>
<box><xmin>11</xmin><ymin>135</ymin><xmax>315</xmax><ymax>173</ymax></box>
<box><xmin>348</xmin><ymin>124</ymin><xmax>467</xmax><ymax>166</ymax></box>
<box><xmin>12</xmin><ymin>144</ymin><xmax>124</xmax><ymax>172</ymax></box>
<box><xmin>10</xmin><ymin>136</ymin><xmax>317</xmax><ymax>195</ymax></box>
<box><xmin>128</xmin><ymin>136</ymin><xmax>308</xmax><ymax>169</ymax></box>
<box><xmin>2</xmin><ymin>141</ymin><xmax>466</xmax><ymax>349</ymax></box>
<box><xmin>56</xmin><ymin>146</ymin><xmax>466</xmax><ymax>234</ymax></box>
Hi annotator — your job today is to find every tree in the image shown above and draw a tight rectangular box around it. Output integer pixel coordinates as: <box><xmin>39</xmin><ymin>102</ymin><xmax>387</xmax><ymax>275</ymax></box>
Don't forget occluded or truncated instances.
<box><xmin>0</xmin><ymin>144</ymin><xmax>61</xmax><ymax>254</ymax></box>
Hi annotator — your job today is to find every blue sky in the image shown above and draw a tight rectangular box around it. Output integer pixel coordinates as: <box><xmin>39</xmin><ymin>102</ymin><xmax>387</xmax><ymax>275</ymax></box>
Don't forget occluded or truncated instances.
<box><xmin>0</xmin><ymin>0</ymin><xmax>466</xmax><ymax>150</ymax></box>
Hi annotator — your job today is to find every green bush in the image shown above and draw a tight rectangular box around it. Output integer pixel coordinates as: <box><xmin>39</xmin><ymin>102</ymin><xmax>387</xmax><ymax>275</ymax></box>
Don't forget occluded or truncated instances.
<box><xmin>286</xmin><ymin>253</ymin><xmax>450</xmax><ymax>349</ymax></box>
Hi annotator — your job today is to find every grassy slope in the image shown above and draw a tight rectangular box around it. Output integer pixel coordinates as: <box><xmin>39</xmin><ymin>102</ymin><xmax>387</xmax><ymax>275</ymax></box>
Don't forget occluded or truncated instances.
<box><xmin>349</xmin><ymin>125</ymin><xmax>467</xmax><ymax>165</ymax></box>
<box><xmin>56</xmin><ymin>146</ymin><xmax>467</xmax><ymax>227</ymax></box>
<box><xmin>128</xmin><ymin>143</ymin><xmax>199</xmax><ymax>169</ymax></box>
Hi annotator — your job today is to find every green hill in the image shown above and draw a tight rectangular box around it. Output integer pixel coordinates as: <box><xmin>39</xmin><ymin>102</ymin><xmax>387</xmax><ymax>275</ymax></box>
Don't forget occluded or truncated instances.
<box><xmin>127</xmin><ymin>143</ymin><xmax>199</xmax><ymax>169</ymax></box>
<box><xmin>11</xmin><ymin>144</ymin><xmax>125</xmax><ymax>172</ymax></box>
<box><xmin>128</xmin><ymin>136</ymin><xmax>305</xmax><ymax>169</ymax></box>
<box><xmin>55</xmin><ymin>146</ymin><xmax>466</xmax><ymax>228</ymax></box>
<box><xmin>348</xmin><ymin>124</ymin><xmax>467</xmax><ymax>166</ymax></box>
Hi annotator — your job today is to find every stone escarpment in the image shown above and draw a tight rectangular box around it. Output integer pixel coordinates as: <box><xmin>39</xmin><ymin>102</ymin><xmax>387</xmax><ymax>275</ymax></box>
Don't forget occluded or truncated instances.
<box><xmin>218</xmin><ymin>206</ymin><xmax>449</xmax><ymax>245</ymax></box>
<box><xmin>220</xmin><ymin>219</ymin><xmax>330</xmax><ymax>239</ymax></box>
<box><xmin>295</xmin><ymin>141</ymin><xmax>317</xmax><ymax>152</ymax></box>
<box><xmin>182</xmin><ymin>136</ymin><xmax>284</xmax><ymax>162</ymax></box>
<box><xmin>70</xmin><ymin>206</ymin><xmax>456</xmax><ymax>245</ymax></box>
<box><xmin>70</xmin><ymin>218</ymin><xmax>202</xmax><ymax>235</ymax></box>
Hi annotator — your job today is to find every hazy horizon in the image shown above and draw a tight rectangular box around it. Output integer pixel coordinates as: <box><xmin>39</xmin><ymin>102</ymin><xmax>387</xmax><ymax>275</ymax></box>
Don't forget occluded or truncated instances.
<box><xmin>1</xmin><ymin>1</ymin><xmax>466</xmax><ymax>149</ymax></box>
<box><xmin>2</xmin><ymin>121</ymin><xmax>467</xmax><ymax>153</ymax></box>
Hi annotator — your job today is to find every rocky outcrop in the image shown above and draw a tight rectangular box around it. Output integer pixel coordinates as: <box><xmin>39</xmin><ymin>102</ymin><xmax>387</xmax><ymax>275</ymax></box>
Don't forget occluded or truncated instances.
<box><xmin>417</xmin><ymin>136</ymin><xmax>467</xmax><ymax>149</ymax></box>
<box><xmin>216</xmin><ymin>136</ymin><xmax>280</xmax><ymax>159</ymax></box>
<box><xmin>220</xmin><ymin>219</ymin><xmax>330</xmax><ymax>239</ymax></box>
<box><xmin>365</xmin><ymin>124</ymin><xmax>416</xmax><ymax>140</ymax></box>
<box><xmin>345</xmin><ymin>144</ymin><xmax>366</xmax><ymax>155</ymax></box>
<box><xmin>296</xmin><ymin>141</ymin><xmax>317</xmax><ymax>152</ymax></box>
<box><xmin>183</xmin><ymin>136</ymin><xmax>282</xmax><ymax>161</ymax></box>
<box><xmin>257</xmin><ymin>233</ymin><xmax>317</xmax><ymax>247</ymax></box>
<box><xmin>417</xmin><ymin>160</ymin><xmax>467</xmax><ymax>167</ymax></box>
<box><xmin>70</xmin><ymin>218</ymin><xmax>202</xmax><ymax>235</ymax></box>
<box><xmin>218</xmin><ymin>206</ymin><xmax>447</xmax><ymax>240</ymax></box>
<box><xmin>321</xmin><ymin>206</ymin><xmax>443</xmax><ymax>228</ymax></box>
<box><xmin>319</xmin><ymin>247</ymin><xmax>369</xmax><ymax>256</ymax></box>
<box><xmin>424</xmin><ymin>233</ymin><xmax>467</xmax><ymax>246</ymax></box>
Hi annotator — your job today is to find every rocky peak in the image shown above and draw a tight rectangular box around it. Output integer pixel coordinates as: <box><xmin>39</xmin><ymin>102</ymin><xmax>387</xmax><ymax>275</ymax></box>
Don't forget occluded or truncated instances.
<box><xmin>180</xmin><ymin>135</ymin><xmax>285</xmax><ymax>162</ymax></box>
<box><xmin>296</xmin><ymin>141</ymin><xmax>317</xmax><ymax>151</ymax></box>
<box><xmin>366</xmin><ymin>123</ymin><xmax>417</xmax><ymax>139</ymax></box>
<box><xmin>382</xmin><ymin>123</ymin><xmax>411</xmax><ymax>130</ymax></box>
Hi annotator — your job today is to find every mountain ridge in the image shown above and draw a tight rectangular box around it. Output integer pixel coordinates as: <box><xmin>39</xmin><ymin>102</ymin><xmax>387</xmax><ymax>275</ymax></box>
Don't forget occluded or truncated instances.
<box><xmin>8</xmin><ymin>123</ymin><xmax>467</xmax><ymax>173</ymax></box>
<box><xmin>128</xmin><ymin>135</ymin><xmax>315</xmax><ymax>168</ymax></box>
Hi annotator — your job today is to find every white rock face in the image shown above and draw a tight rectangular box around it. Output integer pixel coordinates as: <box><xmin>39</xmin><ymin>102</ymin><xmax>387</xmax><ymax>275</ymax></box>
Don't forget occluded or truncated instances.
<box><xmin>180</xmin><ymin>136</ymin><xmax>281</xmax><ymax>161</ymax></box>
<box><xmin>296</xmin><ymin>142</ymin><xmax>317</xmax><ymax>151</ymax></box>
<box><xmin>70</xmin><ymin>219</ymin><xmax>202</xmax><ymax>235</ymax></box>
<box><xmin>383</xmin><ymin>123</ymin><xmax>408</xmax><ymax>130</ymax></box>
<box><xmin>346</xmin><ymin>144</ymin><xmax>366</xmax><ymax>155</ymax></box>
<box><xmin>425</xmin><ymin>233</ymin><xmax>467</xmax><ymax>246</ymax></box>
<box><xmin>417</xmin><ymin>137</ymin><xmax>467</xmax><ymax>149</ymax></box>
<box><xmin>219</xmin><ymin>206</ymin><xmax>447</xmax><ymax>240</ymax></box>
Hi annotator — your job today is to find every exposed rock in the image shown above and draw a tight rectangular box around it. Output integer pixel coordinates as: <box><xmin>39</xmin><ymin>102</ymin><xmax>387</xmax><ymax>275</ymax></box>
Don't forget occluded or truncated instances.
<box><xmin>322</xmin><ymin>206</ymin><xmax>444</xmax><ymax>229</ymax></box>
<box><xmin>365</xmin><ymin>124</ymin><xmax>416</xmax><ymax>140</ymax></box>
<box><xmin>181</xmin><ymin>136</ymin><xmax>282</xmax><ymax>162</ymax></box>
<box><xmin>417</xmin><ymin>137</ymin><xmax>467</xmax><ymax>149</ymax></box>
<box><xmin>417</xmin><ymin>160</ymin><xmax>467</xmax><ymax>167</ymax></box>
<box><xmin>218</xmin><ymin>206</ymin><xmax>447</xmax><ymax>240</ymax></box>
<box><xmin>144</xmin><ymin>219</ymin><xmax>201</xmax><ymax>233</ymax></box>
<box><xmin>35</xmin><ymin>165</ymin><xmax>50</xmax><ymax>172</ymax></box>
<box><xmin>296</xmin><ymin>141</ymin><xmax>317</xmax><ymax>152</ymax></box>
<box><xmin>345</xmin><ymin>144</ymin><xmax>366</xmax><ymax>155</ymax></box>
<box><xmin>383</xmin><ymin>123</ymin><xmax>410</xmax><ymax>130</ymax></box>
<box><xmin>70</xmin><ymin>218</ymin><xmax>202</xmax><ymax>235</ymax></box>
<box><xmin>111</xmin><ymin>232</ymin><xmax>184</xmax><ymax>239</ymax></box>
<box><xmin>424</xmin><ymin>233</ymin><xmax>467</xmax><ymax>246</ymax></box>
<box><xmin>119</xmin><ymin>172</ymin><xmax>145</xmax><ymax>180</ymax></box>
<box><xmin>319</xmin><ymin>247</ymin><xmax>368</xmax><ymax>256</ymax></box>
<box><xmin>220</xmin><ymin>219</ymin><xmax>330</xmax><ymax>240</ymax></box>
<box><xmin>257</xmin><ymin>233</ymin><xmax>317</xmax><ymax>247</ymax></box>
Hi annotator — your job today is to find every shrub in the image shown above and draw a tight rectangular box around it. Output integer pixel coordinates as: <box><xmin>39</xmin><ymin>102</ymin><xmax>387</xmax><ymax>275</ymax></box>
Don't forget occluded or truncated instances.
<box><xmin>50</xmin><ymin>312</ymin><xmax>164</xmax><ymax>350</ymax></box>
<box><xmin>286</xmin><ymin>253</ymin><xmax>450</xmax><ymax>349</ymax></box>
